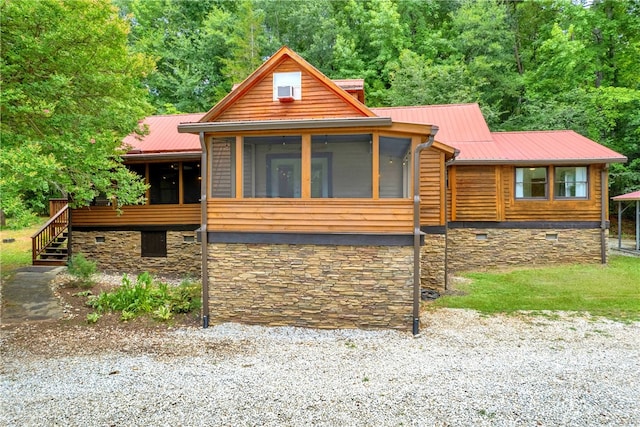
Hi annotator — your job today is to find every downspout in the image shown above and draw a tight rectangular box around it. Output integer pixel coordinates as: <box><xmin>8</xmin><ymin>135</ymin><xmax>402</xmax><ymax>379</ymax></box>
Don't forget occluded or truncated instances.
<box><xmin>600</xmin><ymin>165</ymin><xmax>608</xmax><ymax>264</ymax></box>
<box><xmin>443</xmin><ymin>151</ymin><xmax>459</xmax><ymax>292</ymax></box>
<box><xmin>199</xmin><ymin>131</ymin><xmax>210</xmax><ymax>328</ymax></box>
<box><xmin>413</xmin><ymin>126</ymin><xmax>438</xmax><ymax>336</ymax></box>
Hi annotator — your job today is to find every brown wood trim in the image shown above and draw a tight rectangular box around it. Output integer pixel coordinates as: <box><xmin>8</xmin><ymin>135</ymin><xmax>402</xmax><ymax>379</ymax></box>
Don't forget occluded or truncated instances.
<box><xmin>207</xmin><ymin>231</ymin><xmax>422</xmax><ymax>246</ymax></box>
<box><xmin>372</xmin><ymin>132</ymin><xmax>380</xmax><ymax>199</ymax></box>
<box><xmin>301</xmin><ymin>134</ymin><xmax>311</xmax><ymax>198</ymax></box>
<box><xmin>235</xmin><ymin>135</ymin><xmax>243</xmax><ymax>198</ymax></box>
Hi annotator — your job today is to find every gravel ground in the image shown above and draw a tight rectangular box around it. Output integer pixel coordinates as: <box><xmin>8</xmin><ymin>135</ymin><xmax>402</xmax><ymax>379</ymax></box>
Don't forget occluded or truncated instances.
<box><xmin>1</xmin><ymin>309</ymin><xmax>639</xmax><ymax>426</ymax></box>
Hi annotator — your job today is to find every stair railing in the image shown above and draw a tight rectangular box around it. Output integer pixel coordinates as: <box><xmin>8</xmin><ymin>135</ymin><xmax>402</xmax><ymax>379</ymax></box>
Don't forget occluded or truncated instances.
<box><xmin>32</xmin><ymin>204</ymin><xmax>69</xmax><ymax>264</ymax></box>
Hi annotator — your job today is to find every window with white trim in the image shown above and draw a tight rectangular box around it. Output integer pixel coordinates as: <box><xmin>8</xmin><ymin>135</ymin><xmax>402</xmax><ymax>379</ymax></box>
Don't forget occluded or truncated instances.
<box><xmin>273</xmin><ymin>72</ymin><xmax>302</xmax><ymax>101</ymax></box>
<box><xmin>515</xmin><ymin>167</ymin><xmax>547</xmax><ymax>199</ymax></box>
<box><xmin>554</xmin><ymin>166</ymin><xmax>588</xmax><ymax>198</ymax></box>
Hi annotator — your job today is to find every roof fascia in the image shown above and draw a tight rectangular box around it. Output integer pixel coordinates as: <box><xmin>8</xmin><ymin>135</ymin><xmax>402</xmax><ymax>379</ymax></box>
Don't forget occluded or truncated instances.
<box><xmin>453</xmin><ymin>157</ymin><xmax>627</xmax><ymax>166</ymax></box>
<box><xmin>123</xmin><ymin>151</ymin><xmax>202</xmax><ymax>161</ymax></box>
<box><xmin>178</xmin><ymin>117</ymin><xmax>393</xmax><ymax>134</ymax></box>
<box><xmin>200</xmin><ymin>46</ymin><xmax>375</xmax><ymax>123</ymax></box>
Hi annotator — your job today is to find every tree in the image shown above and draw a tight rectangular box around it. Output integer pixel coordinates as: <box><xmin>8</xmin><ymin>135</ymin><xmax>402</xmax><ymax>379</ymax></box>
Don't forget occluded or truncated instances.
<box><xmin>0</xmin><ymin>0</ymin><xmax>153</xmax><ymax>223</ymax></box>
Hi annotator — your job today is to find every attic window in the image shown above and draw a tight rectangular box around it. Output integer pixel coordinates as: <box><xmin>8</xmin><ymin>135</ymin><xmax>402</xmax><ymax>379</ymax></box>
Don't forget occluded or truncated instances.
<box><xmin>273</xmin><ymin>72</ymin><xmax>301</xmax><ymax>101</ymax></box>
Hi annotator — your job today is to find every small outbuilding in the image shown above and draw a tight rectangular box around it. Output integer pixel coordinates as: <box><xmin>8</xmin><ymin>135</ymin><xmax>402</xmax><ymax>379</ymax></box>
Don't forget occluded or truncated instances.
<box><xmin>612</xmin><ymin>190</ymin><xmax>640</xmax><ymax>251</ymax></box>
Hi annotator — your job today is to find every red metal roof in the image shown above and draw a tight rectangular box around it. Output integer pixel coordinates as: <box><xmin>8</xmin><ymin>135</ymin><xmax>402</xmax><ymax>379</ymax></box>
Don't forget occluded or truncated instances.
<box><xmin>612</xmin><ymin>190</ymin><xmax>640</xmax><ymax>201</ymax></box>
<box><xmin>371</xmin><ymin>103</ymin><xmax>493</xmax><ymax>144</ymax></box>
<box><xmin>123</xmin><ymin>113</ymin><xmax>203</xmax><ymax>154</ymax></box>
<box><xmin>454</xmin><ymin>131</ymin><xmax>627</xmax><ymax>164</ymax></box>
<box><xmin>122</xmin><ymin>107</ymin><xmax>625</xmax><ymax>165</ymax></box>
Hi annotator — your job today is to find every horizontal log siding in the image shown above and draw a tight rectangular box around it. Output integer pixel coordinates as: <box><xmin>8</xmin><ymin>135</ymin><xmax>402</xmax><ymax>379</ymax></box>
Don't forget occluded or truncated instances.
<box><xmin>502</xmin><ymin>165</ymin><xmax>603</xmax><ymax>221</ymax></box>
<box><xmin>216</xmin><ymin>59</ymin><xmax>365</xmax><ymax>122</ymax></box>
<box><xmin>72</xmin><ymin>205</ymin><xmax>200</xmax><ymax>226</ymax></box>
<box><xmin>452</xmin><ymin>165</ymin><xmax>499</xmax><ymax>221</ymax></box>
<box><xmin>419</xmin><ymin>148</ymin><xmax>444</xmax><ymax>226</ymax></box>
<box><xmin>208</xmin><ymin>199</ymin><xmax>413</xmax><ymax>233</ymax></box>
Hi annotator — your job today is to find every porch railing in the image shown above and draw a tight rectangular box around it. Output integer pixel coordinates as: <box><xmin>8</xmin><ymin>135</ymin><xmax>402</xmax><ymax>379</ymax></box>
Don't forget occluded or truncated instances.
<box><xmin>49</xmin><ymin>198</ymin><xmax>68</xmax><ymax>218</ymax></box>
<box><xmin>32</xmin><ymin>203</ymin><xmax>69</xmax><ymax>264</ymax></box>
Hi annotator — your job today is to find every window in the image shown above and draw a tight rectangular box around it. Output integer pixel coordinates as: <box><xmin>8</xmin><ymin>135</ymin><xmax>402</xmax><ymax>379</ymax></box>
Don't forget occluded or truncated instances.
<box><xmin>515</xmin><ymin>167</ymin><xmax>547</xmax><ymax>199</ymax></box>
<box><xmin>244</xmin><ymin>136</ymin><xmax>302</xmax><ymax>198</ymax></box>
<box><xmin>379</xmin><ymin>136</ymin><xmax>411</xmax><ymax>198</ymax></box>
<box><xmin>141</xmin><ymin>231</ymin><xmax>166</xmax><ymax>257</ymax></box>
<box><xmin>211</xmin><ymin>137</ymin><xmax>236</xmax><ymax>198</ymax></box>
<box><xmin>182</xmin><ymin>162</ymin><xmax>201</xmax><ymax>204</ymax></box>
<box><xmin>149</xmin><ymin>163</ymin><xmax>179</xmax><ymax>204</ymax></box>
<box><xmin>555</xmin><ymin>166</ymin><xmax>587</xmax><ymax>198</ymax></box>
<box><xmin>311</xmin><ymin>134</ymin><xmax>372</xmax><ymax>198</ymax></box>
<box><xmin>273</xmin><ymin>72</ymin><xmax>301</xmax><ymax>101</ymax></box>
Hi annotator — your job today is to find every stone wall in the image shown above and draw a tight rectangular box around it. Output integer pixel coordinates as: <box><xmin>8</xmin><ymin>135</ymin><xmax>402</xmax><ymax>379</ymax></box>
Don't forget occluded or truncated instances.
<box><xmin>207</xmin><ymin>243</ymin><xmax>414</xmax><ymax>330</ymax></box>
<box><xmin>72</xmin><ymin>230</ymin><xmax>201</xmax><ymax>278</ymax></box>
<box><xmin>421</xmin><ymin>234</ymin><xmax>446</xmax><ymax>292</ymax></box>
<box><xmin>447</xmin><ymin>228</ymin><xmax>603</xmax><ymax>273</ymax></box>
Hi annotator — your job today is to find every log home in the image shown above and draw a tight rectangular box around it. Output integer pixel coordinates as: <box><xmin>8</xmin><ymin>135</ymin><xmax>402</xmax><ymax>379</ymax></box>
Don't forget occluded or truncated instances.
<box><xmin>59</xmin><ymin>47</ymin><xmax>626</xmax><ymax>333</ymax></box>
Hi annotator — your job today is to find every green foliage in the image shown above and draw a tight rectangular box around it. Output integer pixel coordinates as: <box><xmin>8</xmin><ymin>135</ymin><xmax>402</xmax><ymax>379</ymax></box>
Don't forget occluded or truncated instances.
<box><xmin>86</xmin><ymin>273</ymin><xmax>201</xmax><ymax>323</ymax></box>
<box><xmin>0</xmin><ymin>0</ymin><xmax>152</xmax><ymax>218</ymax></box>
<box><xmin>432</xmin><ymin>256</ymin><xmax>640</xmax><ymax>321</ymax></box>
<box><xmin>67</xmin><ymin>253</ymin><xmax>98</xmax><ymax>288</ymax></box>
<box><xmin>86</xmin><ymin>312</ymin><xmax>101</xmax><ymax>324</ymax></box>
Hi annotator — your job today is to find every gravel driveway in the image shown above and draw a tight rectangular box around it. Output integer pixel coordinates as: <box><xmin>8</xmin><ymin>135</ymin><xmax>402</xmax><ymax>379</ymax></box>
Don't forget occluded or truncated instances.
<box><xmin>1</xmin><ymin>308</ymin><xmax>639</xmax><ymax>426</ymax></box>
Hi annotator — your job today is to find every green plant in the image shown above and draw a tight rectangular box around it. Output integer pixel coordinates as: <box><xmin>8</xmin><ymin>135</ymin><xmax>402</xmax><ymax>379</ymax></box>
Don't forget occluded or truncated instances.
<box><xmin>85</xmin><ymin>272</ymin><xmax>201</xmax><ymax>322</ymax></box>
<box><xmin>67</xmin><ymin>253</ymin><xmax>97</xmax><ymax>288</ymax></box>
<box><xmin>86</xmin><ymin>312</ymin><xmax>100</xmax><ymax>324</ymax></box>
<box><xmin>153</xmin><ymin>304</ymin><xmax>173</xmax><ymax>321</ymax></box>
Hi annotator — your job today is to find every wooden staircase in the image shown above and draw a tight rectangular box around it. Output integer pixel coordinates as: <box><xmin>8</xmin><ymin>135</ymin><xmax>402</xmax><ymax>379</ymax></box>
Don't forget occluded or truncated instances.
<box><xmin>32</xmin><ymin>201</ymin><xmax>69</xmax><ymax>266</ymax></box>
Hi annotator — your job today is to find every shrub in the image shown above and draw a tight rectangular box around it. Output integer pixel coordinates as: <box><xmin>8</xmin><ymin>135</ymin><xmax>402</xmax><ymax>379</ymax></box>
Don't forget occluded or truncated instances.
<box><xmin>85</xmin><ymin>272</ymin><xmax>201</xmax><ymax>323</ymax></box>
<box><xmin>67</xmin><ymin>253</ymin><xmax>97</xmax><ymax>288</ymax></box>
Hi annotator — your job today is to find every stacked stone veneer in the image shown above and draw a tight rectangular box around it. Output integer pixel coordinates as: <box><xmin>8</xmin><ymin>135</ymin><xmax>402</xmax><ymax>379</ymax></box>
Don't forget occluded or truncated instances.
<box><xmin>72</xmin><ymin>230</ymin><xmax>201</xmax><ymax>278</ymax></box>
<box><xmin>421</xmin><ymin>234</ymin><xmax>446</xmax><ymax>292</ymax></box>
<box><xmin>446</xmin><ymin>228</ymin><xmax>603</xmax><ymax>273</ymax></box>
<box><xmin>207</xmin><ymin>243</ymin><xmax>414</xmax><ymax>330</ymax></box>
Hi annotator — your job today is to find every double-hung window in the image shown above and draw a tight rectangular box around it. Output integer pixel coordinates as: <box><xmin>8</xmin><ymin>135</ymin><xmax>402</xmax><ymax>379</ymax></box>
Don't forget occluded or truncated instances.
<box><xmin>515</xmin><ymin>167</ymin><xmax>547</xmax><ymax>199</ymax></box>
<box><xmin>554</xmin><ymin>166</ymin><xmax>588</xmax><ymax>198</ymax></box>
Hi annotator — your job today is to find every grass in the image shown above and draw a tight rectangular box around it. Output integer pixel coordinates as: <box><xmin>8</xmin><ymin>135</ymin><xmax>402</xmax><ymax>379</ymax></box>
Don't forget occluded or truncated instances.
<box><xmin>432</xmin><ymin>255</ymin><xmax>640</xmax><ymax>321</ymax></box>
<box><xmin>0</xmin><ymin>220</ymin><xmax>46</xmax><ymax>280</ymax></box>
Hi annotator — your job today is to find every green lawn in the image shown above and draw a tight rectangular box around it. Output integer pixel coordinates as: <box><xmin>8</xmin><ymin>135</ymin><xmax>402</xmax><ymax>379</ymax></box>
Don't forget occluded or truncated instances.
<box><xmin>0</xmin><ymin>221</ymin><xmax>43</xmax><ymax>280</ymax></box>
<box><xmin>432</xmin><ymin>256</ymin><xmax>640</xmax><ymax>321</ymax></box>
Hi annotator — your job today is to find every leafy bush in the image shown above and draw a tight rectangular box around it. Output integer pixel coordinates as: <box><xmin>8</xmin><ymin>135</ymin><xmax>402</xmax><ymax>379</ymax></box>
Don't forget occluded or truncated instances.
<box><xmin>86</xmin><ymin>272</ymin><xmax>201</xmax><ymax>323</ymax></box>
<box><xmin>67</xmin><ymin>253</ymin><xmax>97</xmax><ymax>288</ymax></box>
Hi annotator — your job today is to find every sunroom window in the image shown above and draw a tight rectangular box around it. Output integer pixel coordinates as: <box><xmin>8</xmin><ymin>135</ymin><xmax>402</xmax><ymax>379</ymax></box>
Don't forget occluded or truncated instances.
<box><xmin>515</xmin><ymin>167</ymin><xmax>547</xmax><ymax>199</ymax></box>
<box><xmin>311</xmin><ymin>134</ymin><xmax>372</xmax><ymax>198</ymax></box>
<box><xmin>379</xmin><ymin>136</ymin><xmax>411</xmax><ymax>198</ymax></box>
<box><xmin>149</xmin><ymin>163</ymin><xmax>179</xmax><ymax>204</ymax></box>
<box><xmin>244</xmin><ymin>136</ymin><xmax>302</xmax><ymax>198</ymax></box>
<box><xmin>555</xmin><ymin>166</ymin><xmax>588</xmax><ymax>198</ymax></box>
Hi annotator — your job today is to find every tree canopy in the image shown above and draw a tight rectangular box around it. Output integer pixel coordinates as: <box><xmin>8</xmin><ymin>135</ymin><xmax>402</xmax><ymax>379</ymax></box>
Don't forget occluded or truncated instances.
<box><xmin>2</xmin><ymin>0</ymin><xmax>639</xmax><ymax>223</ymax></box>
<box><xmin>1</xmin><ymin>0</ymin><xmax>153</xmax><ymax>224</ymax></box>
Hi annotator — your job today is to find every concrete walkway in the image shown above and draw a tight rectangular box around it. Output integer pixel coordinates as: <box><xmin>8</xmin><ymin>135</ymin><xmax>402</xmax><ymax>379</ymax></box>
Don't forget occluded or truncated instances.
<box><xmin>1</xmin><ymin>266</ymin><xmax>65</xmax><ymax>324</ymax></box>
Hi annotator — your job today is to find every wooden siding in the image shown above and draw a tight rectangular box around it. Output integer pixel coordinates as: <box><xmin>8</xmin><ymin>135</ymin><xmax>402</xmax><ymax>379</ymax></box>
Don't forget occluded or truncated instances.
<box><xmin>448</xmin><ymin>164</ymin><xmax>605</xmax><ymax>222</ymax></box>
<box><xmin>419</xmin><ymin>148</ymin><xmax>445</xmax><ymax>226</ymax></box>
<box><xmin>450</xmin><ymin>165</ymin><xmax>499</xmax><ymax>221</ymax></box>
<box><xmin>207</xmin><ymin>199</ymin><xmax>413</xmax><ymax>234</ymax></box>
<box><xmin>502</xmin><ymin>165</ymin><xmax>603</xmax><ymax>221</ymax></box>
<box><xmin>216</xmin><ymin>59</ymin><xmax>366</xmax><ymax>122</ymax></box>
<box><xmin>72</xmin><ymin>205</ymin><xmax>200</xmax><ymax>226</ymax></box>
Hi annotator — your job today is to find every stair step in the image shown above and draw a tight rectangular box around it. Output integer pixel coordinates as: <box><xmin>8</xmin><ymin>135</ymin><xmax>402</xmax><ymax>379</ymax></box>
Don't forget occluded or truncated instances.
<box><xmin>33</xmin><ymin>259</ymin><xmax>67</xmax><ymax>266</ymax></box>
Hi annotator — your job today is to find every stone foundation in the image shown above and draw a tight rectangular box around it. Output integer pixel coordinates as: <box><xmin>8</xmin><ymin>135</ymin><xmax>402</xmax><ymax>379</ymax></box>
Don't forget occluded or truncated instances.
<box><xmin>71</xmin><ymin>230</ymin><xmax>201</xmax><ymax>278</ymax></box>
<box><xmin>207</xmin><ymin>243</ymin><xmax>414</xmax><ymax>330</ymax></box>
<box><xmin>421</xmin><ymin>234</ymin><xmax>446</xmax><ymax>292</ymax></box>
<box><xmin>446</xmin><ymin>228</ymin><xmax>603</xmax><ymax>273</ymax></box>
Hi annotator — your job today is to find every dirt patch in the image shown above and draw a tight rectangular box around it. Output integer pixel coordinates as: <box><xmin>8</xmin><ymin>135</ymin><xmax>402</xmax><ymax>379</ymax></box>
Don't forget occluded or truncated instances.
<box><xmin>0</xmin><ymin>273</ymin><xmax>209</xmax><ymax>360</ymax></box>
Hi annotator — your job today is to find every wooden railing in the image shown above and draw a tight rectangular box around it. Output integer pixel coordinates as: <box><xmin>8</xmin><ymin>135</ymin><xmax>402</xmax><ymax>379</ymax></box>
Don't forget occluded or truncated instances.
<box><xmin>49</xmin><ymin>198</ymin><xmax>68</xmax><ymax>218</ymax></box>
<box><xmin>32</xmin><ymin>204</ymin><xmax>69</xmax><ymax>264</ymax></box>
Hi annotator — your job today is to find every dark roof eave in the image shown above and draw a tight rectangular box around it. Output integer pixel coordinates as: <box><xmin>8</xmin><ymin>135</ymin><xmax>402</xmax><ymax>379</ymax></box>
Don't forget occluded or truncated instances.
<box><xmin>177</xmin><ymin>117</ymin><xmax>393</xmax><ymax>134</ymax></box>
<box><xmin>123</xmin><ymin>151</ymin><xmax>202</xmax><ymax>161</ymax></box>
<box><xmin>452</xmin><ymin>157</ymin><xmax>627</xmax><ymax>166</ymax></box>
